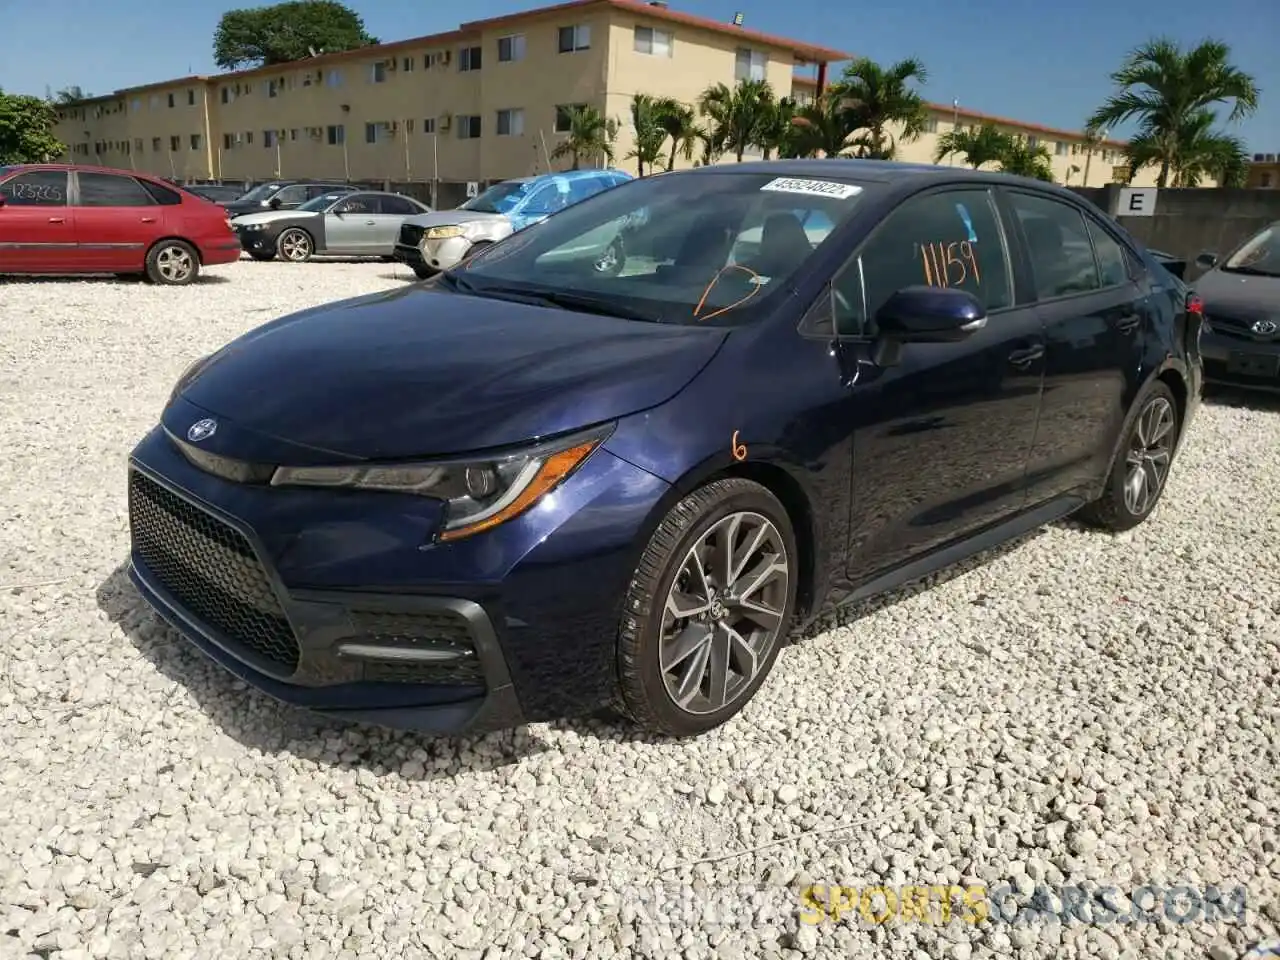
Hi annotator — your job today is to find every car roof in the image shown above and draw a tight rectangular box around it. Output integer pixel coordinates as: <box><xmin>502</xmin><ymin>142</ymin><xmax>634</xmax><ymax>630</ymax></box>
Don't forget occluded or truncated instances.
<box><xmin>678</xmin><ymin>158</ymin><xmax>1083</xmax><ymax>195</ymax></box>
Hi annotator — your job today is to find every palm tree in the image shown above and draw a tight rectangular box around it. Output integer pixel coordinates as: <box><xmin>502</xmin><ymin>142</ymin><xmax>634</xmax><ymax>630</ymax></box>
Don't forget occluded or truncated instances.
<box><xmin>998</xmin><ymin>137</ymin><xmax>1055</xmax><ymax>181</ymax></box>
<box><xmin>697</xmin><ymin>78</ymin><xmax>774</xmax><ymax>162</ymax></box>
<box><xmin>755</xmin><ymin>97</ymin><xmax>798</xmax><ymax>160</ymax></box>
<box><xmin>788</xmin><ymin>93</ymin><xmax>858</xmax><ymax>158</ymax></box>
<box><xmin>550</xmin><ymin>105</ymin><xmax>618</xmax><ymax>170</ymax></box>
<box><xmin>53</xmin><ymin>86</ymin><xmax>89</xmax><ymax>104</ymax></box>
<box><xmin>1124</xmin><ymin>108</ymin><xmax>1249</xmax><ymax>187</ymax></box>
<box><xmin>933</xmin><ymin>123</ymin><xmax>1010</xmax><ymax>169</ymax></box>
<box><xmin>655</xmin><ymin>99</ymin><xmax>698</xmax><ymax>172</ymax></box>
<box><xmin>694</xmin><ymin>124</ymin><xmax>722</xmax><ymax>166</ymax></box>
<box><xmin>1078</xmin><ymin>124</ymin><xmax>1107</xmax><ymax>186</ymax></box>
<box><xmin>833</xmin><ymin>56</ymin><xmax>929</xmax><ymax>160</ymax></box>
<box><xmin>1088</xmin><ymin>38</ymin><xmax>1260</xmax><ymax>188</ymax></box>
<box><xmin>627</xmin><ymin>94</ymin><xmax>667</xmax><ymax>176</ymax></box>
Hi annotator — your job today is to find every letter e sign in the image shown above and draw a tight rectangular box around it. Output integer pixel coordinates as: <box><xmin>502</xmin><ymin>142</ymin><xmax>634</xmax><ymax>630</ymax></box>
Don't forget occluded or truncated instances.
<box><xmin>1118</xmin><ymin>187</ymin><xmax>1157</xmax><ymax>217</ymax></box>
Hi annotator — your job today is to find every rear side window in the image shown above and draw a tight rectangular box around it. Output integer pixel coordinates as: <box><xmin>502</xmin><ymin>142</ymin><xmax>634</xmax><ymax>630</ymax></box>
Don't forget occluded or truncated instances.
<box><xmin>78</xmin><ymin>172</ymin><xmax>155</xmax><ymax>207</ymax></box>
<box><xmin>1008</xmin><ymin>192</ymin><xmax>1100</xmax><ymax>299</ymax></box>
<box><xmin>1086</xmin><ymin>218</ymin><xmax>1130</xmax><ymax>287</ymax></box>
<box><xmin>0</xmin><ymin>171</ymin><xmax>67</xmax><ymax>206</ymax></box>
<box><xmin>379</xmin><ymin>195</ymin><xmax>421</xmax><ymax>216</ymax></box>
<box><xmin>141</xmin><ymin>179</ymin><xmax>183</xmax><ymax>205</ymax></box>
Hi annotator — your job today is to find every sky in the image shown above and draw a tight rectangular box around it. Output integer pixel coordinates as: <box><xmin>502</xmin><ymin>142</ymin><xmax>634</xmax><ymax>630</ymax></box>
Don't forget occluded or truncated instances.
<box><xmin>0</xmin><ymin>0</ymin><xmax>1276</xmax><ymax>151</ymax></box>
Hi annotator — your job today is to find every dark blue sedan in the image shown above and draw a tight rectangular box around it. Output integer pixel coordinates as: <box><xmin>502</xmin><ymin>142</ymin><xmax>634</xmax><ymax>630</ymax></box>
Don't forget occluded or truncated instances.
<box><xmin>127</xmin><ymin>160</ymin><xmax>1203</xmax><ymax>738</ymax></box>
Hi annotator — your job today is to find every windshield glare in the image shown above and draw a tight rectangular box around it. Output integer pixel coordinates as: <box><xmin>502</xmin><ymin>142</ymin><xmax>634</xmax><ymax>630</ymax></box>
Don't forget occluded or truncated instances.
<box><xmin>456</xmin><ymin>172</ymin><xmax>867</xmax><ymax>325</ymax></box>
<box><xmin>238</xmin><ymin>182</ymin><xmax>284</xmax><ymax>203</ymax></box>
<box><xmin>461</xmin><ymin>180</ymin><xmax>531</xmax><ymax>214</ymax></box>
<box><xmin>299</xmin><ymin>193</ymin><xmax>347</xmax><ymax>212</ymax></box>
<box><xmin>1223</xmin><ymin>224</ymin><xmax>1280</xmax><ymax>276</ymax></box>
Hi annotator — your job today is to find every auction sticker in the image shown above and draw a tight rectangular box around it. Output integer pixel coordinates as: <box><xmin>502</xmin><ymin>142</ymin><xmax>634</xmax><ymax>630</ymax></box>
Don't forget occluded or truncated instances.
<box><xmin>760</xmin><ymin>177</ymin><xmax>862</xmax><ymax>200</ymax></box>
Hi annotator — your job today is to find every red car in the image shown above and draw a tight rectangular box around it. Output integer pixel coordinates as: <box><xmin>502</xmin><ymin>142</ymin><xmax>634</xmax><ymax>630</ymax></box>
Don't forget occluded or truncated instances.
<box><xmin>0</xmin><ymin>163</ymin><xmax>241</xmax><ymax>285</ymax></box>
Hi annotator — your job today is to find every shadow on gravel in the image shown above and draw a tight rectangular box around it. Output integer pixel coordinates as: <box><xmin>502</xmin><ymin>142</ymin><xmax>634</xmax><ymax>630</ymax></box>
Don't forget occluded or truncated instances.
<box><xmin>1202</xmin><ymin>383</ymin><xmax>1280</xmax><ymax>413</ymax></box>
<box><xmin>94</xmin><ymin>563</ymin><xmax>545</xmax><ymax>777</ymax></box>
<box><xmin>0</xmin><ymin>274</ymin><xmax>230</xmax><ymax>285</ymax></box>
<box><xmin>378</xmin><ymin>273</ymin><xmax>423</xmax><ymax>283</ymax></box>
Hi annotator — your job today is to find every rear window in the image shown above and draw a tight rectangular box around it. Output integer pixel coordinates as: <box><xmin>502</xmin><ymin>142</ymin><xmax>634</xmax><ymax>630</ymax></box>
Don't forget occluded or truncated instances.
<box><xmin>141</xmin><ymin>179</ymin><xmax>183</xmax><ymax>205</ymax></box>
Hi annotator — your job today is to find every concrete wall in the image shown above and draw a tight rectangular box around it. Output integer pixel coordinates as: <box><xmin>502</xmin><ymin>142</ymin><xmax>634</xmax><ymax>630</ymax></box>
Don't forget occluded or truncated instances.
<box><xmin>1073</xmin><ymin>186</ymin><xmax>1280</xmax><ymax>281</ymax></box>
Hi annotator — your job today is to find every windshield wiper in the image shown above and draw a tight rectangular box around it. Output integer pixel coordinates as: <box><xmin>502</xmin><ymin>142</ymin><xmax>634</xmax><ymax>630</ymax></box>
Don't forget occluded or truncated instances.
<box><xmin>440</xmin><ymin>277</ymin><xmax>657</xmax><ymax>321</ymax></box>
<box><xmin>1221</xmin><ymin>264</ymin><xmax>1280</xmax><ymax>278</ymax></box>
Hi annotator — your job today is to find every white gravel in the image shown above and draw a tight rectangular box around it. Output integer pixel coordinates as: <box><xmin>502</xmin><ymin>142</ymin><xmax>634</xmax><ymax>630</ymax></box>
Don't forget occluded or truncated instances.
<box><xmin>0</xmin><ymin>259</ymin><xmax>1277</xmax><ymax>960</ymax></box>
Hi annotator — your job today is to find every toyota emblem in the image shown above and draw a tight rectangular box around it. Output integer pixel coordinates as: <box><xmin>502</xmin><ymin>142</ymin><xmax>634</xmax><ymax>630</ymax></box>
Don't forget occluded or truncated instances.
<box><xmin>187</xmin><ymin>418</ymin><xmax>217</xmax><ymax>442</ymax></box>
<box><xmin>1251</xmin><ymin>319</ymin><xmax>1278</xmax><ymax>336</ymax></box>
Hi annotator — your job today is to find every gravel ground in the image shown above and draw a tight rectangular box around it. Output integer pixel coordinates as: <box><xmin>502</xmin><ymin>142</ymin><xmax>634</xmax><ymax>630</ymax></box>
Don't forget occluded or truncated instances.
<box><xmin>0</xmin><ymin>259</ymin><xmax>1277</xmax><ymax>960</ymax></box>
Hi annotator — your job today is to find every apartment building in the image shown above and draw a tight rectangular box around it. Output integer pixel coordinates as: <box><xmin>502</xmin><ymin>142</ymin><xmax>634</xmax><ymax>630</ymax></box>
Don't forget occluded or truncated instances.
<box><xmin>1246</xmin><ymin>153</ymin><xmax>1279</xmax><ymax>189</ymax></box>
<box><xmin>53</xmin><ymin>0</ymin><xmax>1143</xmax><ymax>188</ymax></box>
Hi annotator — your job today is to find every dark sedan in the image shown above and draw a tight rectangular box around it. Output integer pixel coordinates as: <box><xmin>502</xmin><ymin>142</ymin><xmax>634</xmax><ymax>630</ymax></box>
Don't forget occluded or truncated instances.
<box><xmin>126</xmin><ymin>160</ymin><xmax>1201</xmax><ymax>738</ymax></box>
<box><xmin>222</xmin><ymin>180</ymin><xmax>355</xmax><ymax>218</ymax></box>
<box><xmin>1194</xmin><ymin>222</ymin><xmax>1280</xmax><ymax>392</ymax></box>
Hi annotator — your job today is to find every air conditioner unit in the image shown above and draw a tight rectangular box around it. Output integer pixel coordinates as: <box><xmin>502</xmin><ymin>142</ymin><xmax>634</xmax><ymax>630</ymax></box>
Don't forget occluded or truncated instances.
<box><xmin>439</xmin><ymin>114</ymin><xmax>452</xmax><ymax>130</ymax></box>
<box><xmin>234</xmin><ymin>133</ymin><xmax>244</xmax><ymax>144</ymax></box>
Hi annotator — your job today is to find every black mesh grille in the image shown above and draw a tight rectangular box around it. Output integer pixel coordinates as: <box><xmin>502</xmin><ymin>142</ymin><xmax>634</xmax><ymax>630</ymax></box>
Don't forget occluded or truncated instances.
<box><xmin>129</xmin><ymin>470</ymin><xmax>300</xmax><ymax>673</ymax></box>
<box><xmin>399</xmin><ymin>223</ymin><xmax>425</xmax><ymax>247</ymax></box>
<box><xmin>348</xmin><ymin>610</ymin><xmax>483</xmax><ymax>685</ymax></box>
<box><xmin>1207</xmin><ymin>313</ymin><xmax>1274</xmax><ymax>341</ymax></box>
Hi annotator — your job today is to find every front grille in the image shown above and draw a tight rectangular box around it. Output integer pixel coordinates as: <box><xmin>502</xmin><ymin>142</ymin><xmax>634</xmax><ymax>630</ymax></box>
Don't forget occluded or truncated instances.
<box><xmin>1206</xmin><ymin>313</ymin><xmax>1276</xmax><ymax>341</ymax></box>
<box><xmin>399</xmin><ymin>223</ymin><xmax>425</xmax><ymax>247</ymax></box>
<box><xmin>129</xmin><ymin>470</ymin><xmax>300</xmax><ymax>673</ymax></box>
<box><xmin>347</xmin><ymin>610</ymin><xmax>483</xmax><ymax>685</ymax></box>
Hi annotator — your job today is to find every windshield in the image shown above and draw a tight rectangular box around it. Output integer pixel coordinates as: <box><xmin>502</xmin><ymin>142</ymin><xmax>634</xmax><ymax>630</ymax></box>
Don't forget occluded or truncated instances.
<box><xmin>452</xmin><ymin>171</ymin><xmax>867</xmax><ymax>326</ymax></box>
<box><xmin>461</xmin><ymin>180</ymin><xmax>532</xmax><ymax>214</ymax></box>
<box><xmin>237</xmin><ymin>182</ymin><xmax>285</xmax><ymax>204</ymax></box>
<box><xmin>298</xmin><ymin>192</ymin><xmax>348</xmax><ymax>212</ymax></box>
<box><xmin>1222</xmin><ymin>223</ymin><xmax>1280</xmax><ymax>277</ymax></box>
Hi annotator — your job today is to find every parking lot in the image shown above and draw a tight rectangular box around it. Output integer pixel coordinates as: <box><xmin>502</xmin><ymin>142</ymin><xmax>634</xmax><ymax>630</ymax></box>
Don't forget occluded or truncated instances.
<box><xmin>1</xmin><ymin>259</ymin><xmax>1277</xmax><ymax>960</ymax></box>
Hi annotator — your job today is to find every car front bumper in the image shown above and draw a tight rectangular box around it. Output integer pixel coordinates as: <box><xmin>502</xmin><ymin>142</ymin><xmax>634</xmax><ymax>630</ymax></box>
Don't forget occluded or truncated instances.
<box><xmin>125</xmin><ymin>413</ymin><xmax>670</xmax><ymax>734</ymax></box>
<box><xmin>393</xmin><ymin>235</ymin><xmax>473</xmax><ymax>273</ymax></box>
<box><xmin>233</xmin><ymin>228</ymin><xmax>276</xmax><ymax>257</ymax></box>
<box><xmin>1199</xmin><ymin>326</ymin><xmax>1280</xmax><ymax>393</ymax></box>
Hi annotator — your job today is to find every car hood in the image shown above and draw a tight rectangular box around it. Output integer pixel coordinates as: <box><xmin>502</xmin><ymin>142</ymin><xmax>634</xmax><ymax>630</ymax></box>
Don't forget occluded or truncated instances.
<box><xmin>1196</xmin><ymin>268</ymin><xmax>1280</xmax><ymax>317</ymax></box>
<box><xmin>403</xmin><ymin>210</ymin><xmax>511</xmax><ymax>229</ymax></box>
<box><xmin>232</xmin><ymin>209</ymin><xmax>319</xmax><ymax>226</ymax></box>
<box><xmin>175</xmin><ymin>285</ymin><xmax>729</xmax><ymax>461</ymax></box>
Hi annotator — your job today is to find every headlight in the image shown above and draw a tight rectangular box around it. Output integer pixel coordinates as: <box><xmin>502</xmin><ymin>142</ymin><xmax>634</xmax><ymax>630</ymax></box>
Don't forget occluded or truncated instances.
<box><xmin>269</xmin><ymin>424</ymin><xmax>613</xmax><ymax>542</ymax></box>
<box><xmin>168</xmin><ymin>353</ymin><xmax>214</xmax><ymax>407</ymax></box>
<box><xmin>425</xmin><ymin>225</ymin><xmax>466</xmax><ymax>240</ymax></box>
<box><xmin>239</xmin><ymin>222</ymin><xmax>267</xmax><ymax>231</ymax></box>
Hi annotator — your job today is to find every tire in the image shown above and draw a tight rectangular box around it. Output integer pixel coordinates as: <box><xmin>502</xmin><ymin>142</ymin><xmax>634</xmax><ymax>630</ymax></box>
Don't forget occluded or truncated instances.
<box><xmin>277</xmin><ymin>228</ymin><xmax>314</xmax><ymax>263</ymax></box>
<box><xmin>247</xmin><ymin>249</ymin><xmax>276</xmax><ymax>262</ymax></box>
<box><xmin>144</xmin><ymin>240</ymin><xmax>200</xmax><ymax>285</ymax></box>
<box><xmin>618</xmin><ymin>478</ymin><xmax>798</xmax><ymax>737</ymax></box>
<box><xmin>461</xmin><ymin>240</ymin><xmax>492</xmax><ymax>263</ymax></box>
<box><xmin>593</xmin><ymin>237</ymin><xmax>626</xmax><ymax>277</ymax></box>
<box><xmin>411</xmin><ymin>263</ymin><xmax>437</xmax><ymax>280</ymax></box>
<box><xmin>1076</xmin><ymin>380</ymin><xmax>1180</xmax><ymax>532</ymax></box>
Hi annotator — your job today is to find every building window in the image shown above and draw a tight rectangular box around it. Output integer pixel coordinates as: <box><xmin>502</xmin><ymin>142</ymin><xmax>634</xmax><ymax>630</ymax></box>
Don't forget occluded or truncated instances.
<box><xmin>167</xmin><ymin>92</ymin><xmax>175</xmax><ymax>108</ymax></box>
<box><xmin>220</xmin><ymin>88</ymin><xmax>231</xmax><ymax>104</ymax></box>
<box><xmin>245</xmin><ymin>131</ymin><xmax>254</xmax><ymax>145</ymax></box>
<box><xmin>1055</xmin><ymin>141</ymin><xmax>1069</xmax><ymax>156</ymax></box>
<box><xmin>405</xmin><ymin>119</ymin><xmax>415</xmax><ymax>133</ymax></box>
<box><xmin>425</xmin><ymin>51</ymin><xmax>446</xmax><ymax>68</ymax></box>
<box><xmin>402</xmin><ymin>56</ymin><xmax>415</xmax><ymax>72</ymax></box>
<box><xmin>150</xmin><ymin>95</ymin><xmax>160</xmax><ymax>108</ymax></box>
<box><xmin>327</xmin><ymin>124</ymin><xmax>345</xmax><ymax>145</ymax></box>
<box><xmin>370</xmin><ymin>61</ymin><xmax>388</xmax><ymax>83</ymax></box>
<box><xmin>268</xmin><ymin>79</ymin><xmax>280</xmax><ymax>97</ymax></box>
<box><xmin>366</xmin><ymin>122</ymin><xmax>391</xmax><ymax>144</ymax></box>
<box><xmin>188</xmin><ymin>89</ymin><xmax>196</xmax><ymax>106</ymax></box>
<box><xmin>1026</xmin><ymin>135</ymin><xmax>1039</xmax><ymax>148</ymax></box>
<box><xmin>132</xmin><ymin>98</ymin><xmax>142</xmax><ymax>111</ymax></box>
<box><xmin>496</xmin><ymin>108</ymin><xmax>525</xmax><ymax>136</ymax></box>
<box><xmin>460</xmin><ymin>46</ymin><xmax>482</xmax><ymax>71</ymax></box>
<box><xmin>264</xmin><ymin>129</ymin><xmax>278</xmax><ymax>148</ymax></box>
<box><xmin>151</xmin><ymin>137</ymin><xmax>162</xmax><ymax>152</ymax></box>
<box><xmin>558</xmin><ymin>24</ymin><xmax>591</xmax><ymax>53</ymax></box>
<box><xmin>554</xmin><ymin>103</ymin><xmax>586</xmax><ymax>133</ymax></box>
<box><xmin>422</xmin><ymin>117</ymin><xmax>436</xmax><ymax>134</ymax></box>
<box><xmin>498</xmin><ymin>34</ymin><xmax>526</xmax><ymax>62</ymax></box>
<box><xmin>922</xmin><ymin>117</ymin><xmax>938</xmax><ymax>134</ymax></box>
<box><xmin>222</xmin><ymin>133</ymin><xmax>234</xmax><ymax>150</ymax></box>
<box><xmin>169</xmin><ymin>135</ymin><xmax>181</xmax><ymax>152</ymax></box>
<box><xmin>734</xmin><ymin>47</ymin><xmax>766</xmax><ymax>82</ymax></box>
<box><xmin>633</xmin><ymin>26</ymin><xmax>672</xmax><ymax>56</ymax></box>
<box><xmin>190</xmin><ymin>134</ymin><xmax>201</xmax><ymax>150</ymax></box>
<box><xmin>1261</xmin><ymin>172</ymin><xmax>1273</xmax><ymax>188</ymax></box>
<box><xmin>326</xmin><ymin>69</ymin><xmax>343</xmax><ymax>88</ymax></box>
<box><xmin>457</xmin><ymin>115</ymin><xmax>482</xmax><ymax>139</ymax></box>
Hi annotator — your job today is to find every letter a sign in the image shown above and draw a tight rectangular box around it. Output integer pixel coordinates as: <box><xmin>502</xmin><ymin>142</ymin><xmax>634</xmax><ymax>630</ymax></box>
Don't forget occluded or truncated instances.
<box><xmin>1118</xmin><ymin>187</ymin><xmax>1157</xmax><ymax>217</ymax></box>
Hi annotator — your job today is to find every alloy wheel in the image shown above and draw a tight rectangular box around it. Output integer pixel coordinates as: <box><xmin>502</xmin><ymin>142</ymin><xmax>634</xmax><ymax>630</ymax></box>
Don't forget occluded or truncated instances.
<box><xmin>155</xmin><ymin>245</ymin><xmax>194</xmax><ymax>283</ymax></box>
<box><xmin>1123</xmin><ymin>396</ymin><xmax>1175</xmax><ymax>515</ymax></box>
<box><xmin>659</xmin><ymin>511</ymin><xmax>790</xmax><ymax>715</ymax></box>
<box><xmin>280</xmin><ymin>230</ymin><xmax>312</xmax><ymax>261</ymax></box>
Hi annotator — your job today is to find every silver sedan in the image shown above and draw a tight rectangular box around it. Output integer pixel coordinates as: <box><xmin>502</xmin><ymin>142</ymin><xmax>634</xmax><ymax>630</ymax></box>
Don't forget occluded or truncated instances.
<box><xmin>232</xmin><ymin>190</ymin><xmax>433</xmax><ymax>262</ymax></box>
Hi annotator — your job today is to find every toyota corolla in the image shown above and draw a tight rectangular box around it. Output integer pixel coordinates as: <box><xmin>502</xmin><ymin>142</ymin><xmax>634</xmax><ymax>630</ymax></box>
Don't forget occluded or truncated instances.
<box><xmin>127</xmin><ymin>160</ymin><xmax>1201</xmax><ymax>738</ymax></box>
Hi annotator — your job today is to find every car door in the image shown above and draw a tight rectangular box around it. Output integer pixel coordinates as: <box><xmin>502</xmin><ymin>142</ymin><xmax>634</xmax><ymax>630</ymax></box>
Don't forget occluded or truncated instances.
<box><xmin>829</xmin><ymin>185</ymin><xmax>1047</xmax><ymax>580</ymax></box>
<box><xmin>367</xmin><ymin>195</ymin><xmax>419</xmax><ymax>252</ymax></box>
<box><xmin>0</xmin><ymin>169</ymin><xmax>75</xmax><ymax>272</ymax></box>
<box><xmin>72</xmin><ymin>170</ymin><xmax>164</xmax><ymax>271</ymax></box>
<box><xmin>267</xmin><ymin>184</ymin><xmax>308</xmax><ymax>210</ymax></box>
<box><xmin>324</xmin><ymin>192</ymin><xmax>380</xmax><ymax>254</ymax></box>
<box><xmin>1002</xmin><ymin>189</ymin><xmax>1141</xmax><ymax>504</ymax></box>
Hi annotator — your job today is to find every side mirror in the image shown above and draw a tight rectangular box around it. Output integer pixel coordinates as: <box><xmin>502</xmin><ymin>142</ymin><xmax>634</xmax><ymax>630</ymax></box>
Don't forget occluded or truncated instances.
<box><xmin>876</xmin><ymin>286</ymin><xmax>987</xmax><ymax>343</ymax></box>
<box><xmin>1195</xmin><ymin>251</ymin><xmax>1218</xmax><ymax>270</ymax></box>
<box><xmin>268</xmin><ymin>196</ymin><xmax>282</xmax><ymax>210</ymax></box>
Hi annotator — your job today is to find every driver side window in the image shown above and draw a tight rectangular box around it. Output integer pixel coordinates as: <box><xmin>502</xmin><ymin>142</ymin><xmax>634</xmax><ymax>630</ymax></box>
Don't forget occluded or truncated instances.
<box><xmin>831</xmin><ymin>188</ymin><xmax>1012</xmax><ymax>336</ymax></box>
<box><xmin>272</xmin><ymin>185</ymin><xmax>307</xmax><ymax>206</ymax></box>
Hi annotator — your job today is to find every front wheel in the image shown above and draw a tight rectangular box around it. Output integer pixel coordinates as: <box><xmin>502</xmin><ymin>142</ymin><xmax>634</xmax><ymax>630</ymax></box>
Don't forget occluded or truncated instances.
<box><xmin>1076</xmin><ymin>380</ymin><xmax>1180</xmax><ymax>532</ymax></box>
<box><xmin>618</xmin><ymin>479</ymin><xmax>798</xmax><ymax>737</ymax></box>
<box><xmin>144</xmin><ymin>240</ymin><xmax>200</xmax><ymax>285</ymax></box>
<box><xmin>277</xmin><ymin>228</ymin><xmax>314</xmax><ymax>263</ymax></box>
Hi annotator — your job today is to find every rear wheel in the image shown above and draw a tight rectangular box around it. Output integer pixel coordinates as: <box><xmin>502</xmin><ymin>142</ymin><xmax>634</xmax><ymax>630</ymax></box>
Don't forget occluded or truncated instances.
<box><xmin>144</xmin><ymin>240</ymin><xmax>200</xmax><ymax>285</ymax></box>
<box><xmin>1076</xmin><ymin>380</ymin><xmax>1180</xmax><ymax>532</ymax></box>
<box><xmin>618</xmin><ymin>479</ymin><xmax>797</xmax><ymax>737</ymax></box>
<box><xmin>277</xmin><ymin>228</ymin><xmax>314</xmax><ymax>263</ymax></box>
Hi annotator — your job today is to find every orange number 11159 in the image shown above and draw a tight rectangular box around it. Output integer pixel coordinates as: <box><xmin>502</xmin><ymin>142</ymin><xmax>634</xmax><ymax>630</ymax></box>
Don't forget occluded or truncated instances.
<box><xmin>918</xmin><ymin>240</ymin><xmax>981</xmax><ymax>288</ymax></box>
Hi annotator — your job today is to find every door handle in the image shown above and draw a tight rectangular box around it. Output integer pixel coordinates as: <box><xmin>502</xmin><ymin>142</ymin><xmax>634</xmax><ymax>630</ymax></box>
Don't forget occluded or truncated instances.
<box><xmin>364</xmin><ymin>220</ymin><xmax>376</xmax><ymax>225</ymax></box>
<box><xmin>141</xmin><ymin>217</ymin><xmax>157</xmax><ymax>223</ymax></box>
<box><xmin>48</xmin><ymin>217</ymin><xmax>65</xmax><ymax>223</ymax></box>
<box><xmin>1114</xmin><ymin>314</ymin><xmax>1141</xmax><ymax>333</ymax></box>
<box><xmin>1008</xmin><ymin>344</ymin><xmax>1045</xmax><ymax>367</ymax></box>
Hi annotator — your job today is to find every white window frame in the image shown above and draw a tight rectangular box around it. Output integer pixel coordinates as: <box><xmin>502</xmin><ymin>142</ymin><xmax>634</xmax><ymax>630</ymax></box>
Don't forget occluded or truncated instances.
<box><xmin>496</xmin><ymin>108</ymin><xmax>525</xmax><ymax>136</ymax></box>
<box><xmin>460</xmin><ymin>46</ymin><xmax>482</xmax><ymax>71</ymax></box>
<box><xmin>734</xmin><ymin>47</ymin><xmax>766</xmax><ymax>82</ymax></box>
<box><xmin>633</xmin><ymin>26</ymin><xmax>673</xmax><ymax>56</ymax></box>
<box><xmin>458</xmin><ymin>115</ymin><xmax>482</xmax><ymax>139</ymax></box>
<box><xmin>498</xmin><ymin>34</ymin><xmax>526</xmax><ymax>62</ymax></box>
<box><xmin>559</xmin><ymin>24</ymin><xmax>591</xmax><ymax>53</ymax></box>
<box><xmin>370</xmin><ymin>61</ymin><xmax>388</xmax><ymax>83</ymax></box>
